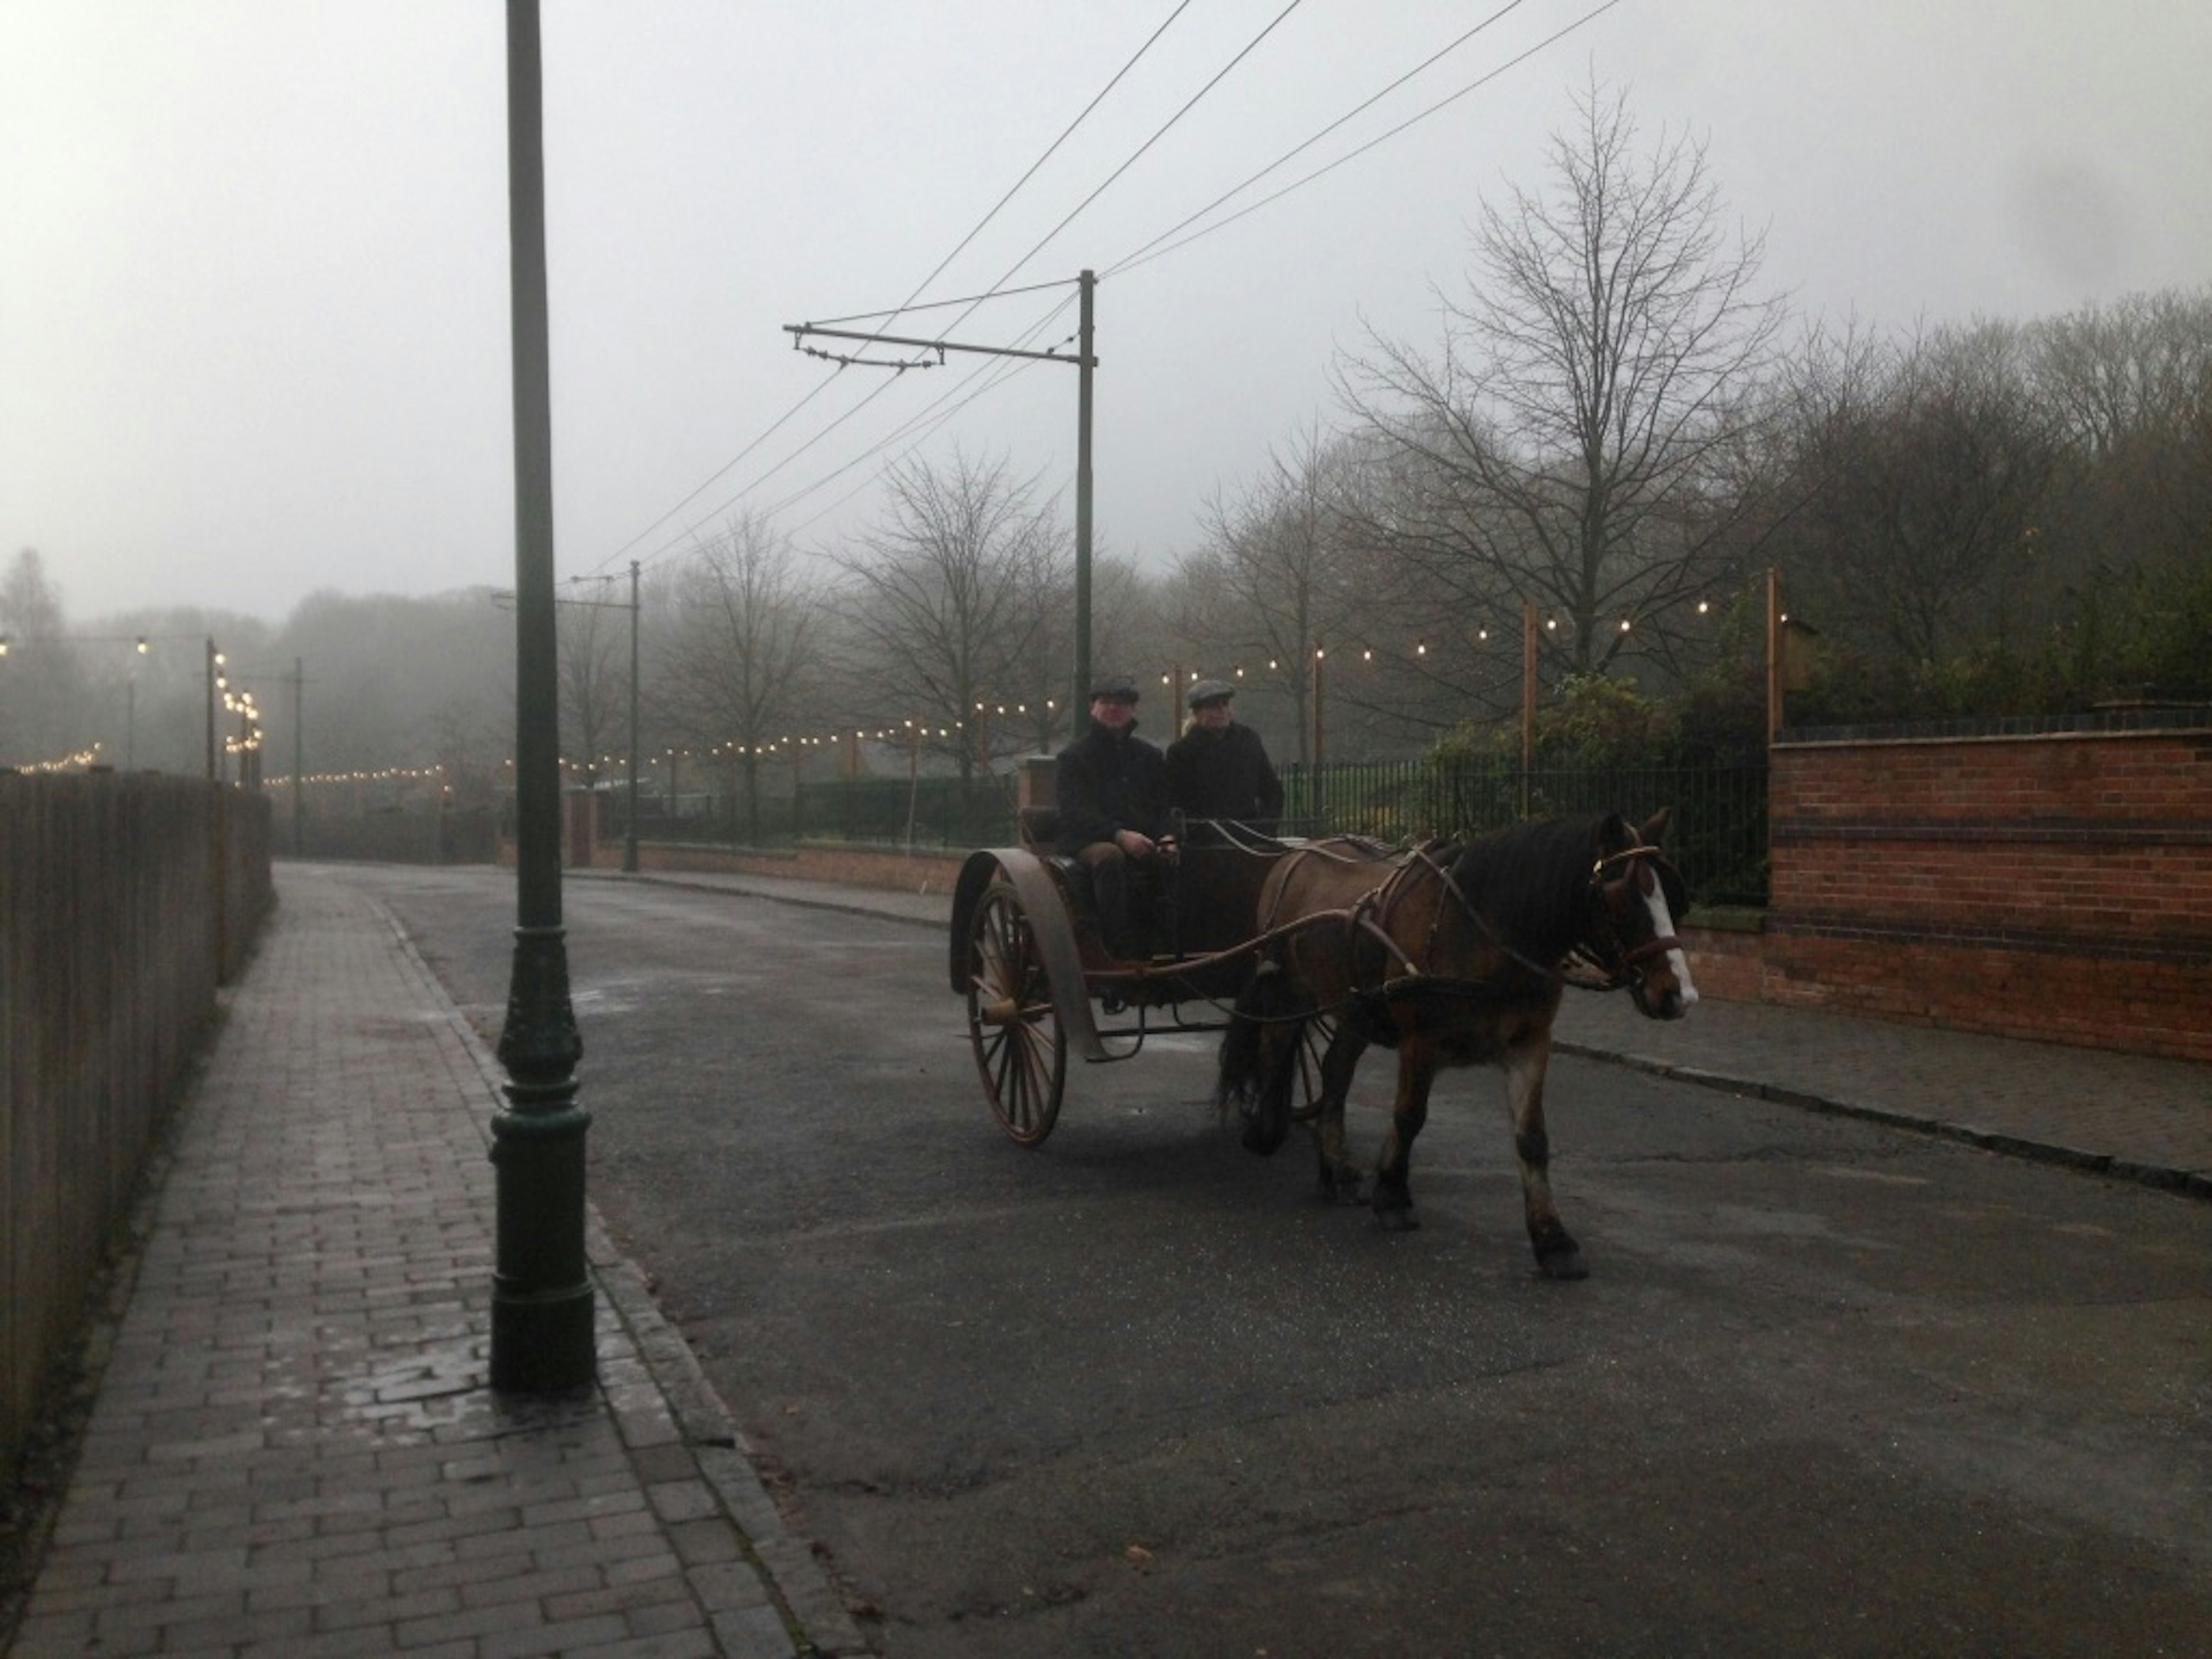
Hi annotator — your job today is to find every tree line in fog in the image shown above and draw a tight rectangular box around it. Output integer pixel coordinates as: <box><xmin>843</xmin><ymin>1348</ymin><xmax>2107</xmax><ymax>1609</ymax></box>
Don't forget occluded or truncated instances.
<box><xmin>7</xmin><ymin>85</ymin><xmax>2206</xmax><ymax>822</ymax></box>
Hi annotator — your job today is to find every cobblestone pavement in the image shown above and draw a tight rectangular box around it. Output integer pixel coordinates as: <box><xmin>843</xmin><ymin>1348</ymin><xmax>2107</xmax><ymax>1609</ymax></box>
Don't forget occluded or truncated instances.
<box><xmin>13</xmin><ymin>859</ymin><xmax>2207</xmax><ymax>1657</ymax></box>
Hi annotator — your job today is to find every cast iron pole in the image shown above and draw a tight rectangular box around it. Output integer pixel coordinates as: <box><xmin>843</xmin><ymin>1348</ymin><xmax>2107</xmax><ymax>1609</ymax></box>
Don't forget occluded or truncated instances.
<box><xmin>491</xmin><ymin>0</ymin><xmax>594</xmax><ymax>1394</ymax></box>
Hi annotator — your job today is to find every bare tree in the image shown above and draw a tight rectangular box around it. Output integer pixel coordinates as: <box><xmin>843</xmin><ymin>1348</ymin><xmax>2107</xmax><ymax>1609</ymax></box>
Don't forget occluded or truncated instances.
<box><xmin>1782</xmin><ymin>320</ymin><xmax>2059</xmax><ymax>677</ymax></box>
<box><xmin>829</xmin><ymin>450</ymin><xmax>1070</xmax><ymax>788</ymax></box>
<box><xmin>0</xmin><ymin>548</ymin><xmax>85</xmax><ymax>764</ymax></box>
<box><xmin>1177</xmin><ymin>423</ymin><xmax>1370</xmax><ymax>762</ymax></box>
<box><xmin>660</xmin><ymin>514</ymin><xmax>822</xmax><ymax>844</ymax></box>
<box><xmin>1338</xmin><ymin>77</ymin><xmax>1787</xmax><ymax>681</ymax></box>
<box><xmin>555</xmin><ymin>578</ymin><xmax>628</xmax><ymax>788</ymax></box>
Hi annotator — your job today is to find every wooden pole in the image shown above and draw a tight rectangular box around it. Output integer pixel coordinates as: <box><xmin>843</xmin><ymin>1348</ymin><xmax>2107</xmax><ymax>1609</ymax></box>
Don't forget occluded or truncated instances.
<box><xmin>1520</xmin><ymin>602</ymin><xmax>1538</xmax><ymax>819</ymax></box>
<box><xmin>1765</xmin><ymin>566</ymin><xmax>1783</xmax><ymax>743</ymax></box>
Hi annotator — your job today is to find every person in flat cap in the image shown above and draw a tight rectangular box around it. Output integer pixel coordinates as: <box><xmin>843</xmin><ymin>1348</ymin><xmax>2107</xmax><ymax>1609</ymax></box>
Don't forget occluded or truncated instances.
<box><xmin>1166</xmin><ymin>678</ymin><xmax>1282</xmax><ymax>834</ymax></box>
<box><xmin>1053</xmin><ymin>672</ymin><xmax>1177</xmax><ymax>957</ymax></box>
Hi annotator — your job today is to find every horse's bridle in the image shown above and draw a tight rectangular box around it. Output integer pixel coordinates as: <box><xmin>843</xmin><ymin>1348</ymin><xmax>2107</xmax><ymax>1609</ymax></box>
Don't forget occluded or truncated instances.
<box><xmin>1568</xmin><ymin>844</ymin><xmax>1686</xmax><ymax>991</ymax></box>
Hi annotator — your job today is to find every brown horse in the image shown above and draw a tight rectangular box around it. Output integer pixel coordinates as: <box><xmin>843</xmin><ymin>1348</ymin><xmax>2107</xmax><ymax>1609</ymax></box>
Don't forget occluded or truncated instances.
<box><xmin>1215</xmin><ymin>811</ymin><xmax>1695</xmax><ymax>1278</ymax></box>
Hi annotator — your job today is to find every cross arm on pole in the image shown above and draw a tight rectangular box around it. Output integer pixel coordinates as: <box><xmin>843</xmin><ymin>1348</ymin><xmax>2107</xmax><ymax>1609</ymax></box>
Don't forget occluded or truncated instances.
<box><xmin>782</xmin><ymin>323</ymin><xmax>1093</xmax><ymax>369</ymax></box>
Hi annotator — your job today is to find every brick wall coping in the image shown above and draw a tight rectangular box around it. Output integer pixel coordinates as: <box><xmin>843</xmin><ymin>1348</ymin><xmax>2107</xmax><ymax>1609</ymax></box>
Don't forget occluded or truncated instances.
<box><xmin>1779</xmin><ymin>705</ymin><xmax>2212</xmax><ymax>746</ymax></box>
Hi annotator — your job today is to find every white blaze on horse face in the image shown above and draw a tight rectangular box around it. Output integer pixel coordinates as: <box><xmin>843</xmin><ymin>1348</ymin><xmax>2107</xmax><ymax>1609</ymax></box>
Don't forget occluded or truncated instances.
<box><xmin>1642</xmin><ymin>880</ymin><xmax>1698</xmax><ymax>1007</ymax></box>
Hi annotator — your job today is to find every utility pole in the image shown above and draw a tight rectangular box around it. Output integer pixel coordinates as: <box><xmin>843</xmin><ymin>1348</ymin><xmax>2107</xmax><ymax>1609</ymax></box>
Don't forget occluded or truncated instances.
<box><xmin>783</xmin><ymin>268</ymin><xmax>1098</xmax><ymax>740</ymax></box>
<box><xmin>1072</xmin><ymin>268</ymin><xmax>1094</xmax><ymax>724</ymax></box>
<box><xmin>291</xmin><ymin>658</ymin><xmax>305</xmax><ymax>858</ymax></box>
<box><xmin>624</xmin><ymin>559</ymin><xmax>640</xmax><ymax>873</ymax></box>
<box><xmin>204</xmin><ymin>639</ymin><xmax>220</xmax><ymax>783</ymax></box>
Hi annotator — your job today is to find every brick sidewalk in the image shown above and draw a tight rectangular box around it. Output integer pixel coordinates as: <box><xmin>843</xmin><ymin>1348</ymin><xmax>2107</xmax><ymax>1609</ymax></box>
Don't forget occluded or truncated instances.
<box><xmin>12</xmin><ymin>873</ymin><xmax>863</xmax><ymax>1658</ymax></box>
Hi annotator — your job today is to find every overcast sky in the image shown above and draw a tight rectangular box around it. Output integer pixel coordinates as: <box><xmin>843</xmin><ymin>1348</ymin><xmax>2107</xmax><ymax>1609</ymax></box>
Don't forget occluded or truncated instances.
<box><xmin>4</xmin><ymin>1</ymin><xmax>2206</xmax><ymax>627</ymax></box>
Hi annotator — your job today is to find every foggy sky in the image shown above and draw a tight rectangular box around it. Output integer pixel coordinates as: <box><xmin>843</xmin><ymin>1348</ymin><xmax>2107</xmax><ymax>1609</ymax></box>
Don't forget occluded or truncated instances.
<box><xmin>4</xmin><ymin>1</ymin><xmax>2206</xmax><ymax>627</ymax></box>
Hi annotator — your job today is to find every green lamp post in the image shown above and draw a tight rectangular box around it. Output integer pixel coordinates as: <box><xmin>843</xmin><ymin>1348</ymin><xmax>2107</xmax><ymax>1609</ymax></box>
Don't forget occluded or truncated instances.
<box><xmin>491</xmin><ymin>0</ymin><xmax>594</xmax><ymax>1393</ymax></box>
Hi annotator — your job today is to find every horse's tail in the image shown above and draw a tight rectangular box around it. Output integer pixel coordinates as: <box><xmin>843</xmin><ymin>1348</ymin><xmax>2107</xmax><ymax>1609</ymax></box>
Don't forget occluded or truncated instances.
<box><xmin>1215</xmin><ymin>961</ymin><xmax>1303</xmax><ymax>1156</ymax></box>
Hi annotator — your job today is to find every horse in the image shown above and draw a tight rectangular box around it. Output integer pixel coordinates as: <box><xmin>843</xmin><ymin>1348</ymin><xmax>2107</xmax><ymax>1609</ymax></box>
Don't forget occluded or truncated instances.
<box><xmin>1214</xmin><ymin>810</ymin><xmax>1695</xmax><ymax>1278</ymax></box>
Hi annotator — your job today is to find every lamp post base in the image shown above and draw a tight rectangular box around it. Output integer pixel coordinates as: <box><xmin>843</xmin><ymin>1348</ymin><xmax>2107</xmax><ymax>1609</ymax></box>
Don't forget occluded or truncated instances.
<box><xmin>490</xmin><ymin>1281</ymin><xmax>596</xmax><ymax>1395</ymax></box>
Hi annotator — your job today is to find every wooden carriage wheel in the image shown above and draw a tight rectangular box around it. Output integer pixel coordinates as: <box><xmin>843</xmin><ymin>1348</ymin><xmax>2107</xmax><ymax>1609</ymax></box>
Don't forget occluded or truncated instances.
<box><xmin>965</xmin><ymin>880</ymin><xmax>1069</xmax><ymax>1145</ymax></box>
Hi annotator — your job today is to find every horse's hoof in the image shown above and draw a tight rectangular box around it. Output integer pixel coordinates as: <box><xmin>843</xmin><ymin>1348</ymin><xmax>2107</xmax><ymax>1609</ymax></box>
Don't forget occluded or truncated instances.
<box><xmin>1241</xmin><ymin>1121</ymin><xmax>1285</xmax><ymax>1156</ymax></box>
<box><xmin>1536</xmin><ymin>1247</ymin><xmax>1588</xmax><ymax>1281</ymax></box>
<box><xmin>1315</xmin><ymin>1168</ymin><xmax>1362</xmax><ymax>1205</ymax></box>
<box><xmin>1373</xmin><ymin>1204</ymin><xmax>1421</xmax><ymax>1233</ymax></box>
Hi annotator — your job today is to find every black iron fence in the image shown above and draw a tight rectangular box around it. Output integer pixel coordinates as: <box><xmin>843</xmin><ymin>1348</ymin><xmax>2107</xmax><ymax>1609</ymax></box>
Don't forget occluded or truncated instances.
<box><xmin>623</xmin><ymin>756</ymin><xmax>1768</xmax><ymax>905</ymax></box>
<box><xmin>1274</xmin><ymin>756</ymin><xmax>1768</xmax><ymax>906</ymax></box>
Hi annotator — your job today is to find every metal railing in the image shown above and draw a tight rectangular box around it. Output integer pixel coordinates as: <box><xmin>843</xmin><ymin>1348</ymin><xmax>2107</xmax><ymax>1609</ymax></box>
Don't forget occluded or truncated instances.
<box><xmin>620</xmin><ymin>757</ymin><xmax>1770</xmax><ymax>904</ymax></box>
<box><xmin>1275</xmin><ymin>756</ymin><xmax>1767</xmax><ymax>906</ymax></box>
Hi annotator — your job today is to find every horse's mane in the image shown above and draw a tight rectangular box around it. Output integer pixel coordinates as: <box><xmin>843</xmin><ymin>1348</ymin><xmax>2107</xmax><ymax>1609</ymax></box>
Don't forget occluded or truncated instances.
<box><xmin>1440</xmin><ymin>816</ymin><xmax>1608</xmax><ymax>963</ymax></box>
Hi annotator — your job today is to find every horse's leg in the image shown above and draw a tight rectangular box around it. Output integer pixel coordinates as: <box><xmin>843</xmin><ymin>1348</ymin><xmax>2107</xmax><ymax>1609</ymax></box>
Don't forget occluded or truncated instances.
<box><xmin>1504</xmin><ymin>1029</ymin><xmax>1586</xmax><ymax>1279</ymax></box>
<box><xmin>1309</xmin><ymin>1024</ymin><xmax>1368</xmax><ymax>1204</ymax></box>
<box><xmin>1242</xmin><ymin>1013</ymin><xmax>1300</xmax><ymax>1154</ymax></box>
<box><xmin>1370</xmin><ymin>1043</ymin><xmax>1435</xmax><ymax>1232</ymax></box>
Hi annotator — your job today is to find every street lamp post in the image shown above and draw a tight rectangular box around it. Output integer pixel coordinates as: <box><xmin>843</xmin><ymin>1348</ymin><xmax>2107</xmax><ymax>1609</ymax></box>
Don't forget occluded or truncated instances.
<box><xmin>490</xmin><ymin>0</ymin><xmax>593</xmax><ymax>1394</ymax></box>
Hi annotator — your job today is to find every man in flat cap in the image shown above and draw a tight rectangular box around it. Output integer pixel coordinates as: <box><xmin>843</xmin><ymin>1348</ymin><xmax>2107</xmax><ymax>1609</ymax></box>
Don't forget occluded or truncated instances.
<box><xmin>1054</xmin><ymin>672</ymin><xmax>1177</xmax><ymax>957</ymax></box>
<box><xmin>1166</xmin><ymin>678</ymin><xmax>1282</xmax><ymax>834</ymax></box>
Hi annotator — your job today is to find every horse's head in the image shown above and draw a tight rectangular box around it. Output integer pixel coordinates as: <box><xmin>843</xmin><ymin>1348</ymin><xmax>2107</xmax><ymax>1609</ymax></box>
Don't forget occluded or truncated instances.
<box><xmin>1585</xmin><ymin>809</ymin><xmax>1698</xmax><ymax>1021</ymax></box>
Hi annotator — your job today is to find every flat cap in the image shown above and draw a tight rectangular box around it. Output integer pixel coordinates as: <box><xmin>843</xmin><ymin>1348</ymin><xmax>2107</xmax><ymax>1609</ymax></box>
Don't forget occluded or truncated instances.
<box><xmin>1185</xmin><ymin>677</ymin><xmax>1236</xmax><ymax>709</ymax></box>
<box><xmin>1089</xmin><ymin>672</ymin><xmax>1139</xmax><ymax>702</ymax></box>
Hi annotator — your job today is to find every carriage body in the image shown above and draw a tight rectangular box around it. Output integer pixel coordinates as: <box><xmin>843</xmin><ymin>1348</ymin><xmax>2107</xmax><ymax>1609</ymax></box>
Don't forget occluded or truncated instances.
<box><xmin>948</xmin><ymin>812</ymin><xmax>1308</xmax><ymax>1143</ymax></box>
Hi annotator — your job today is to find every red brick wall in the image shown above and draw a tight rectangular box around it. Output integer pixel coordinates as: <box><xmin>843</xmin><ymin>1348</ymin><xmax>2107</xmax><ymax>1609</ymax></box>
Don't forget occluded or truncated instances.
<box><xmin>601</xmin><ymin>840</ymin><xmax>968</xmax><ymax>896</ymax></box>
<box><xmin>1675</xmin><ymin>919</ymin><xmax>1764</xmax><ymax>1003</ymax></box>
<box><xmin>1758</xmin><ymin>728</ymin><xmax>2212</xmax><ymax>1061</ymax></box>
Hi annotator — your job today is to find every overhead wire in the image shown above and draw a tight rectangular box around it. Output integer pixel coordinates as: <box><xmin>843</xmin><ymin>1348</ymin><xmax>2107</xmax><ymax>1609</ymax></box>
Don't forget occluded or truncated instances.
<box><xmin>699</xmin><ymin>0</ymin><xmax>1310</xmax><ymax>546</ymax></box>
<box><xmin>764</xmin><ymin>0</ymin><xmax>1623</xmax><ymax>542</ymax></box>
<box><xmin>613</xmin><ymin>0</ymin><xmax>1628</xmax><ymax>573</ymax></box>
<box><xmin>1109</xmin><ymin>0</ymin><xmax>1629</xmax><ymax>278</ymax></box>
<box><xmin>777</xmin><ymin>0</ymin><xmax>1612</xmax><ymax>539</ymax></box>
<box><xmin>968</xmin><ymin>0</ymin><xmax>1306</xmax><ymax>298</ymax></box>
<box><xmin>585</xmin><ymin>2</ymin><xmax>1192</xmax><ymax>579</ymax></box>
<box><xmin>859</xmin><ymin>1</ymin><xmax>1193</xmax><ymax>346</ymax></box>
<box><xmin>1103</xmin><ymin>0</ymin><xmax>1536</xmax><ymax>278</ymax></box>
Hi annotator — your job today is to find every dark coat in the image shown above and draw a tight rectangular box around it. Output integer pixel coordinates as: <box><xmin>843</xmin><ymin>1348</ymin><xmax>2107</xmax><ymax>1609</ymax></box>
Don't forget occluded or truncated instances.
<box><xmin>1165</xmin><ymin>720</ymin><xmax>1283</xmax><ymax>827</ymax></box>
<box><xmin>1053</xmin><ymin>719</ymin><xmax>1174</xmax><ymax>854</ymax></box>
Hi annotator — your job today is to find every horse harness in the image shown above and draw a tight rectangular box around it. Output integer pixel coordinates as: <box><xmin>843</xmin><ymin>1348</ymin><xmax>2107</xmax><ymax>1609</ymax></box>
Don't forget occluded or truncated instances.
<box><xmin>1267</xmin><ymin>835</ymin><xmax>1684</xmax><ymax>1016</ymax></box>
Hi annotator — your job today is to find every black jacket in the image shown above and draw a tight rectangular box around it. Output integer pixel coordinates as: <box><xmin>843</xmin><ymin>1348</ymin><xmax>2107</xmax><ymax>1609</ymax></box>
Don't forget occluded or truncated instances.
<box><xmin>1053</xmin><ymin>720</ymin><xmax>1174</xmax><ymax>854</ymax></box>
<box><xmin>1165</xmin><ymin>720</ymin><xmax>1282</xmax><ymax>828</ymax></box>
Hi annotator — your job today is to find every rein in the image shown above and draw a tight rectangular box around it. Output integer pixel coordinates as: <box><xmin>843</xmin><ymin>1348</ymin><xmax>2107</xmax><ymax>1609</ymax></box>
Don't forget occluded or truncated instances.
<box><xmin>1241</xmin><ymin>830</ymin><xmax>1685</xmax><ymax>1028</ymax></box>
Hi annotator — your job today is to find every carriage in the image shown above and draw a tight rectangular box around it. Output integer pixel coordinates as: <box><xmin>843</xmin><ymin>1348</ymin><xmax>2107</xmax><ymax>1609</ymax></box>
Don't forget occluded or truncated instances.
<box><xmin>947</xmin><ymin>802</ymin><xmax>1697</xmax><ymax>1276</ymax></box>
<box><xmin>946</xmin><ymin>808</ymin><xmax>1330</xmax><ymax>1147</ymax></box>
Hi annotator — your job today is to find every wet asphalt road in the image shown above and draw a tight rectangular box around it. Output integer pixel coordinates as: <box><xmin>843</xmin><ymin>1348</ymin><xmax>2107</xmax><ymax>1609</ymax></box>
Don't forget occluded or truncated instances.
<box><xmin>344</xmin><ymin>866</ymin><xmax>2212</xmax><ymax>1658</ymax></box>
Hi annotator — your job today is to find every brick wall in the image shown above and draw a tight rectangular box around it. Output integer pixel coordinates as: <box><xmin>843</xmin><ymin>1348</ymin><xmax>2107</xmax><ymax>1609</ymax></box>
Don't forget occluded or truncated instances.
<box><xmin>589</xmin><ymin>839</ymin><xmax>968</xmax><ymax>896</ymax></box>
<box><xmin>1758</xmin><ymin>725</ymin><xmax>2212</xmax><ymax>1061</ymax></box>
